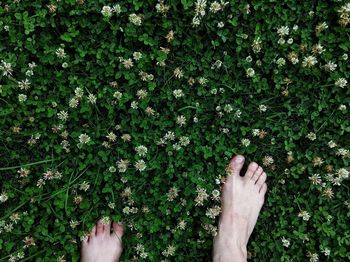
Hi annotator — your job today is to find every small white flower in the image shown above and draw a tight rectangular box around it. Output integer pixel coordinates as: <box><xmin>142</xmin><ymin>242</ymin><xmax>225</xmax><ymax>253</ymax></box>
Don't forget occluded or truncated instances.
<box><xmin>57</xmin><ymin>110</ymin><xmax>69</xmax><ymax>121</ymax></box>
<box><xmin>298</xmin><ymin>210</ymin><xmax>311</xmax><ymax>221</ymax></box>
<box><xmin>79</xmin><ymin>133</ymin><xmax>91</xmax><ymax>144</ymax></box>
<box><xmin>173</xmin><ymin>89</ymin><xmax>184</xmax><ymax>98</ymax></box>
<box><xmin>302</xmin><ymin>55</ymin><xmax>317</xmax><ymax>68</ymax></box>
<box><xmin>277</xmin><ymin>38</ymin><xmax>285</xmax><ymax>45</ymax></box>
<box><xmin>0</xmin><ymin>192</ymin><xmax>8</xmax><ymax>203</ymax></box>
<box><xmin>101</xmin><ymin>6</ymin><xmax>113</xmax><ymax>18</ymax></box>
<box><xmin>276</xmin><ymin>58</ymin><xmax>286</xmax><ymax>67</ymax></box>
<box><xmin>287</xmin><ymin>38</ymin><xmax>293</xmax><ymax>44</ymax></box>
<box><xmin>55</xmin><ymin>47</ymin><xmax>66</xmax><ymax>59</ymax></box>
<box><xmin>176</xmin><ymin>115</ymin><xmax>187</xmax><ymax>126</ymax></box>
<box><xmin>306</xmin><ymin>132</ymin><xmax>316</xmax><ymax>141</ymax></box>
<box><xmin>135</xmin><ymin>145</ymin><xmax>148</xmax><ymax>157</ymax></box>
<box><xmin>18</xmin><ymin>94</ymin><xmax>27</xmax><ymax>103</ymax></box>
<box><xmin>327</xmin><ymin>140</ymin><xmax>337</xmax><ymax>148</ymax></box>
<box><xmin>241</xmin><ymin>138</ymin><xmax>251</xmax><ymax>147</ymax></box>
<box><xmin>246</xmin><ymin>68</ymin><xmax>255</xmax><ymax>77</ymax></box>
<box><xmin>259</xmin><ymin>104</ymin><xmax>267</xmax><ymax>112</ymax></box>
<box><xmin>87</xmin><ymin>94</ymin><xmax>97</xmax><ymax>104</ymax></box>
<box><xmin>339</xmin><ymin>104</ymin><xmax>347</xmax><ymax>111</ymax></box>
<box><xmin>135</xmin><ymin>159</ymin><xmax>146</xmax><ymax>172</ymax></box>
<box><xmin>131</xmin><ymin>101</ymin><xmax>138</xmax><ymax>109</ymax></box>
<box><xmin>277</xmin><ymin>25</ymin><xmax>289</xmax><ymax>37</ymax></box>
<box><xmin>281</xmin><ymin>236</ymin><xmax>290</xmax><ymax>248</ymax></box>
<box><xmin>335</xmin><ymin>77</ymin><xmax>347</xmax><ymax>88</ymax></box>
<box><xmin>129</xmin><ymin>13</ymin><xmax>142</xmax><ymax>26</ymax></box>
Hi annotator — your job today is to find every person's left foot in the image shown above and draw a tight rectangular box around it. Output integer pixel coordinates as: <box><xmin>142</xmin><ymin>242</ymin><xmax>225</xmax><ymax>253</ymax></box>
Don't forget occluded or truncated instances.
<box><xmin>81</xmin><ymin>219</ymin><xmax>124</xmax><ymax>262</ymax></box>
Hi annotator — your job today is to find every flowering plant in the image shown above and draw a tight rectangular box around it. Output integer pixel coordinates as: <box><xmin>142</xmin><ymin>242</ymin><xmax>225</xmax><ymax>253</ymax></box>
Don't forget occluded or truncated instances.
<box><xmin>1</xmin><ymin>0</ymin><xmax>350</xmax><ymax>261</ymax></box>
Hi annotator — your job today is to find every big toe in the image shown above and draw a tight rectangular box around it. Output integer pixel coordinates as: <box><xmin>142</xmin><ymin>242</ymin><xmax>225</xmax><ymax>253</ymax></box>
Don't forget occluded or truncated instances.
<box><xmin>227</xmin><ymin>155</ymin><xmax>245</xmax><ymax>176</ymax></box>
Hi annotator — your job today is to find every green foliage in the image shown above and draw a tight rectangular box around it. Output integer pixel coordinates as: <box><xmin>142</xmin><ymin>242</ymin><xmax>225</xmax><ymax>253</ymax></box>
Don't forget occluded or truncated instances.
<box><xmin>1</xmin><ymin>0</ymin><xmax>350</xmax><ymax>261</ymax></box>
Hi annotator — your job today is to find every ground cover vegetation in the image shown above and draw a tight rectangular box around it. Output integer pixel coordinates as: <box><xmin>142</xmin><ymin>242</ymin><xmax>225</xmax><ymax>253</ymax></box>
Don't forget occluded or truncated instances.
<box><xmin>0</xmin><ymin>0</ymin><xmax>350</xmax><ymax>261</ymax></box>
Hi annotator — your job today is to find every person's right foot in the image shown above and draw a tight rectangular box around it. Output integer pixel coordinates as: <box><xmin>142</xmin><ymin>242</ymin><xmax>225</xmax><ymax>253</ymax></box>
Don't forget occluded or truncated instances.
<box><xmin>212</xmin><ymin>155</ymin><xmax>268</xmax><ymax>262</ymax></box>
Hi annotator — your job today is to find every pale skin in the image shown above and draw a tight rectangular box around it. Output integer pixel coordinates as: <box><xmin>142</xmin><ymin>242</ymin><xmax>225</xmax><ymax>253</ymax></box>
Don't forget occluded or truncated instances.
<box><xmin>81</xmin><ymin>155</ymin><xmax>267</xmax><ymax>262</ymax></box>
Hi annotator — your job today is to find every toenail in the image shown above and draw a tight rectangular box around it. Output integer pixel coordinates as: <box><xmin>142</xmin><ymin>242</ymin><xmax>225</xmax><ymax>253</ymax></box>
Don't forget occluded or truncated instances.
<box><xmin>235</xmin><ymin>156</ymin><xmax>244</xmax><ymax>163</ymax></box>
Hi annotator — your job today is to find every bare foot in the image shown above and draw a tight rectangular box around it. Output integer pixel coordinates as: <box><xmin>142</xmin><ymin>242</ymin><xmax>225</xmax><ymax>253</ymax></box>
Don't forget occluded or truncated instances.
<box><xmin>81</xmin><ymin>219</ymin><xmax>124</xmax><ymax>262</ymax></box>
<box><xmin>212</xmin><ymin>155</ymin><xmax>268</xmax><ymax>262</ymax></box>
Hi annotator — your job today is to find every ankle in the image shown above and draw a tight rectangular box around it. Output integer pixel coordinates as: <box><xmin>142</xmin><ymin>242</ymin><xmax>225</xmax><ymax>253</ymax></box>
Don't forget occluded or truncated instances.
<box><xmin>213</xmin><ymin>242</ymin><xmax>247</xmax><ymax>262</ymax></box>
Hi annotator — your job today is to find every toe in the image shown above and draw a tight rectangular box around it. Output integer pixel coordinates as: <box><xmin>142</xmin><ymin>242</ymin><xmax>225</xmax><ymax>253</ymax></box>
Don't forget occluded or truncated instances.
<box><xmin>245</xmin><ymin>162</ymin><xmax>259</xmax><ymax>180</ymax></box>
<box><xmin>252</xmin><ymin>166</ymin><xmax>263</xmax><ymax>182</ymax></box>
<box><xmin>112</xmin><ymin>222</ymin><xmax>125</xmax><ymax>243</ymax></box>
<box><xmin>82</xmin><ymin>233</ymin><xmax>89</xmax><ymax>247</ymax></box>
<box><xmin>96</xmin><ymin>219</ymin><xmax>104</xmax><ymax>235</ymax></box>
<box><xmin>259</xmin><ymin>182</ymin><xmax>268</xmax><ymax>195</ymax></box>
<box><xmin>104</xmin><ymin>220</ymin><xmax>111</xmax><ymax>234</ymax></box>
<box><xmin>256</xmin><ymin>172</ymin><xmax>267</xmax><ymax>188</ymax></box>
<box><xmin>227</xmin><ymin>155</ymin><xmax>245</xmax><ymax>176</ymax></box>
<box><xmin>89</xmin><ymin>225</ymin><xmax>97</xmax><ymax>238</ymax></box>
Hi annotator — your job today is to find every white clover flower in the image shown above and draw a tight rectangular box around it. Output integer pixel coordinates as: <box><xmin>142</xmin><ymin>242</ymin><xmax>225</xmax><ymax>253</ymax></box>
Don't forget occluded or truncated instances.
<box><xmin>306</xmin><ymin>132</ymin><xmax>316</xmax><ymax>141</ymax></box>
<box><xmin>135</xmin><ymin>159</ymin><xmax>146</xmax><ymax>172</ymax></box>
<box><xmin>302</xmin><ymin>55</ymin><xmax>317</xmax><ymax>68</ymax></box>
<box><xmin>306</xmin><ymin>251</ymin><xmax>319</xmax><ymax>262</ymax></box>
<box><xmin>176</xmin><ymin>115</ymin><xmax>187</xmax><ymax>126</ymax></box>
<box><xmin>179</xmin><ymin>136</ymin><xmax>190</xmax><ymax>146</ymax></box>
<box><xmin>101</xmin><ymin>6</ymin><xmax>113</xmax><ymax>18</ymax></box>
<box><xmin>235</xmin><ymin>109</ymin><xmax>242</xmax><ymax>118</ymax></box>
<box><xmin>276</xmin><ymin>57</ymin><xmax>286</xmax><ymax>67</ymax></box>
<box><xmin>112</xmin><ymin>4</ymin><xmax>121</xmax><ymax>14</ymax></box>
<box><xmin>324</xmin><ymin>61</ymin><xmax>337</xmax><ymax>72</ymax></box>
<box><xmin>327</xmin><ymin>140</ymin><xmax>337</xmax><ymax>148</ymax></box>
<box><xmin>262</xmin><ymin>155</ymin><xmax>274</xmax><ymax>167</ymax></box>
<box><xmin>173</xmin><ymin>89</ymin><xmax>184</xmax><ymax>98</ymax></box>
<box><xmin>252</xmin><ymin>129</ymin><xmax>260</xmax><ymax>136</ymax></box>
<box><xmin>335</xmin><ymin>77</ymin><xmax>347</xmax><ymax>88</ymax></box>
<box><xmin>135</xmin><ymin>145</ymin><xmax>148</xmax><ymax>157</ymax></box>
<box><xmin>287</xmin><ymin>38</ymin><xmax>293</xmax><ymax>44</ymax></box>
<box><xmin>133</xmin><ymin>51</ymin><xmax>142</xmax><ymax>61</ymax></box>
<box><xmin>117</xmin><ymin>159</ymin><xmax>129</xmax><ymax>173</ymax></box>
<box><xmin>79</xmin><ymin>133</ymin><xmax>91</xmax><ymax>144</ymax></box>
<box><xmin>298</xmin><ymin>210</ymin><xmax>311</xmax><ymax>221</ymax></box>
<box><xmin>62</xmin><ymin>62</ymin><xmax>68</xmax><ymax>68</ymax></box>
<box><xmin>277</xmin><ymin>25</ymin><xmax>289</xmax><ymax>37</ymax></box>
<box><xmin>277</xmin><ymin>38</ymin><xmax>285</xmax><ymax>45</ymax></box>
<box><xmin>87</xmin><ymin>94</ymin><xmax>97</xmax><ymax>104</ymax></box>
<box><xmin>55</xmin><ymin>47</ymin><xmax>66</xmax><ymax>59</ymax></box>
<box><xmin>75</xmin><ymin>87</ymin><xmax>84</xmax><ymax>98</ymax></box>
<box><xmin>18</xmin><ymin>94</ymin><xmax>27</xmax><ymax>103</ymax></box>
<box><xmin>308</xmin><ymin>174</ymin><xmax>321</xmax><ymax>185</ymax></box>
<box><xmin>281</xmin><ymin>236</ymin><xmax>290</xmax><ymax>248</ymax></box>
<box><xmin>259</xmin><ymin>104</ymin><xmax>267</xmax><ymax>112</ymax></box>
<box><xmin>18</xmin><ymin>79</ymin><xmax>31</xmax><ymax>90</ymax></box>
<box><xmin>321</xmin><ymin>247</ymin><xmax>330</xmax><ymax>256</ymax></box>
<box><xmin>129</xmin><ymin>13</ymin><xmax>142</xmax><ymax>26</ymax></box>
<box><xmin>0</xmin><ymin>60</ymin><xmax>13</xmax><ymax>76</ymax></box>
<box><xmin>339</xmin><ymin>104</ymin><xmax>347</xmax><ymax>111</ymax></box>
<box><xmin>131</xmin><ymin>101</ymin><xmax>138</xmax><ymax>109</ymax></box>
<box><xmin>69</xmin><ymin>97</ymin><xmax>79</xmax><ymax>108</ymax></box>
<box><xmin>342</xmin><ymin>53</ymin><xmax>348</xmax><ymax>60</ymax></box>
<box><xmin>241</xmin><ymin>138</ymin><xmax>251</xmax><ymax>147</ymax></box>
<box><xmin>0</xmin><ymin>192</ymin><xmax>8</xmax><ymax>203</ymax></box>
<box><xmin>113</xmin><ymin>91</ymin><xmax>122</xmax><ymax>99</ymax></box>
<box><xmin>57</xmin><ymin>110</ymin><xmax>68</xmax><ymax>121</ymax></box>
<box><xmin>246</xmin><ymin>68</ymin><xmax>255</xmax><ymax>77</ymax></box>
<box><xmin>223</xmin><ymin>104</ymin><xmax>233</xmax><ymax>113</ymax></box>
